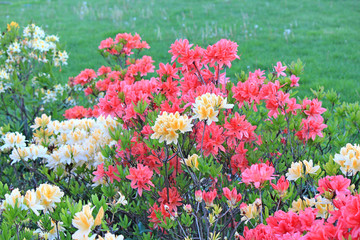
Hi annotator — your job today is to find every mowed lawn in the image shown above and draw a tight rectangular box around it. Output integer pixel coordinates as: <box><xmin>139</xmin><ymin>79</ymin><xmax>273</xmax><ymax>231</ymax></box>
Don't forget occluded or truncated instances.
<box><xmin>1</xmin><ymin>0</ymin><xmax>359</xmax><ymax>102</ymax></box>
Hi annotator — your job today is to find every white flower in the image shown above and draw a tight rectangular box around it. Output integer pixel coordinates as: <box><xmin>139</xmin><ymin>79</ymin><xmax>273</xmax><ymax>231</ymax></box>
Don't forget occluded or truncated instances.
<box><xmin>116</xmin><ymin>192</ymin><xmax>128</xmax><ymax>206</ymax></box>
<box><xmin>24</xmin><ymin>189</ymin><xmax>44</xmax><ymax>215</ymax></box>
<box><xmin>1</xmin><ymin>132</ymin><xmax>26</xmax><ymax>151</ymax></box>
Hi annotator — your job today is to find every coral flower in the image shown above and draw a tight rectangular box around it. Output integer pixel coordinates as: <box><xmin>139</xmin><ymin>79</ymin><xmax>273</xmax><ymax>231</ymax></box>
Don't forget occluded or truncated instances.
<box><xmin>270</xmin><ymin>176</ymin><xmax>290</xmax><ymax>197</ymax></box>
<box><xmin>241</xmin><ymin>163</ymin><xmax>275</xmax><ymax>188</ymax></box>
<box><xmin>317</xmin><ymin>175</ymin><xmax>351</xmax><ymax>197</ymax></box>
<box><xmin>126</xmin><ymin>164</ymin><xmax>154</xmax><ymax>196</ymax></box>
<box><xmin>202</xmin><ymin>189</ymin><xmax>217</xmax><ymax>207</ymax></box>
<box><xmin>223</xmin><ymin>187</ymin><xmax>242</xmax><ymax>208</ymax></box>
<box><xmin>203</xmin><ymin>39</ymin><xmax>239</xmax><ymax>68</ymax></box>
<box><xmin>158</xmin><ymin>187</ymin><xmax>183</xmax><ymax>211</ymax></box>
<box><xmin>274</xmin><ymin>61</ymin><xmax>287</xmax><ymax>77</ymax></box>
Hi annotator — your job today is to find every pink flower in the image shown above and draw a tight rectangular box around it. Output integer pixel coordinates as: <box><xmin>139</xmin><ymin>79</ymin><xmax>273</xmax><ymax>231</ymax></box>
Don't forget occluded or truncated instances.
<box><xmin>195</xmin><ymin>190</ymin><xmax>203</xmax><ymax>202</ymax></box>
<box><xmin>242</xmin><ymin>163</ymin><xmax>275</xmax><ymax>188</ymax></box>
<box><xmin>317</xmin><ymin>175</ymin><xmax>351</xmax><ymax>196</ymax></box>
<box><xmin>267</xmin><ymin>210</ymin><xmax>302</xmax><ymax>236</ymax></box>
<box><xmin>223</xmin><ymin>187</ymin><xmax>242</xmax><ymax>207</ymax></box>
<box><xmin>93</xmin><ymin>163</ymin><xmax>105</xmax><ymax>183</ymax></box>
<box><xmin>74</xmin><ymin>69</ymin><xmax>97</xmax><ymax>86</ymax></box>
<box><xmin>303</xmin><ymin>99</ymin><xmax>326</xmax><ymax>119</ymax></box>
<box><xmin>202</xmin><ymin>189</ymin><xmax>217</xmax><ymax>207</ymax></box>
<box><xmin>290</xmin><ymin>75</ymin><xmax>299</xmax><ymax>87</ymax></box>
<box><xmin>105</xmin><ymin>165</ymin><xmax>121</xmax><ymax>183</ymax></box>
<box><xmin>224</xmin><ymin>112</ymin><xmax>257</xmax><ymax>148</ymax></box>
<box><xmin>126</xmin><ymin>164</ymin><xmax>154</xmax><ymax>196</ymax></box>
<box><xmin>239</xmin><ymin>224</ymin><xmax>276</xmax><ymax>240</ymax></box>
<box><xmin>270</xmin><ymin>176</ymin><xmax>289</xmax><ymax>197</ymax></box>
<box><xmin>157</xmin><ymin>62</ymin><xmax>179</xmax><ymax>81</ymax></box>
<box><xmin>274</xmin><ymin>61</ymin><xmax>287</xmax><ymax>77</ymax></box>
<box><xmin>295</xmin><ymin>117</ymin><xmax>327</xmax><ymax>141</ymax></box>
<box><xmin>203</xmin><ymin>39</ymin><xmax>239</xmax><ymax>68</ymax></box>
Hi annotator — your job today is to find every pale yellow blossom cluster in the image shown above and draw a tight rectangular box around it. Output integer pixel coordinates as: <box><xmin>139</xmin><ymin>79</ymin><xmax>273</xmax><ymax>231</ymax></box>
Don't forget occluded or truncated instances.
<box><xmin>4</xmin><ymin>114</ymin><xmax>119</xmax><ymax>173</ymax></box>
<box><xmin>1</xmin><ymin>183</ymin><xmax>64</xmax><ymax>215</ymax></box>
<box><xmin>0</xmin><ymin>131</ymin><xmax>26</xmax><ymax>151</ymax></box>
<box><xmin>72</xmin><ymin>204</ymin><xmax>106</xmax><ymax>240</ymax></box>
<box><xmin>192</xmin><ymin>93</ymin><xmax>233</xmax><ymax>125</ymax></box>
<box><xmin>182</xmin><ymin>154</ymin><xmax>199</xmax><ymax>170</ymax></box>
<box><xmin>286</xmin><ymin>159</ymin><xmax>320</xmax><ymax>181</ymax></box>
<box><xmin>151</xmin><ymin>111</ymin><xmax>193</xmax><ymax>144</ymax></box>
<box><xmin>239</xmin><ymin>198</ymin><xmax>261</xmax><ymax>223</ymax></box>
<box><xmin>289</xmin><ymin>196</ymin><xmax>334</xmax><ymax>218</ymax></box>
<box><xmin>334</xmin><ymin>143</ymin><xmax>360</xmax><ymax>176</ymax></box>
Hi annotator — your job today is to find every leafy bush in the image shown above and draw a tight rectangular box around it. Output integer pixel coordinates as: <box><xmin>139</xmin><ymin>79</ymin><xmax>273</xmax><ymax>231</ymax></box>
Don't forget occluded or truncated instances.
<box><xmin>1</xmin><ymin>32</ymin><xmax>360</xmax><ymax>239</ymax></box>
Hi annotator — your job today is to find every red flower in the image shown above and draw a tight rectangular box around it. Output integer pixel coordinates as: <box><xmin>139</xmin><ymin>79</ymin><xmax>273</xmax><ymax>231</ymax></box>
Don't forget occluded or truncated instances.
<box><xmin>224</xmin><ymin>112</ymin><xmax>257</xmax><ymax>148</ymax></box>
<box><xmin>195</xmin><ymin>122</ymin><xmax>225</xmax><ymax>157</ymax></box>
<box><xmin>303</xmin><ymin>99</ymin><xmax>326</xmax><ymax>119</ymax></box>
<box><xmin>317</xmin><ymin>175</ymin><xmax>351</xmax><ymax>196</ymax></box>
<box><xmin>270</xmin><ymin>176</ymin><xmax>290</xmax><ymax>197</ymax></box>
<box><xmin>267</xmin><ymin>210</ymin><xmax>302</xmax><ymax>236</ymax></box>
<box><xmin>157</xmin><ymin>62</ymin><xmax>179</xmax><ymax>81</ymax></box>
<box><xmin>158</xmin><ymin>187</ymin><xmax>182</xmax><ymax>211</ymax></box>
<box><xmin>126</xmin><ymin>164</ymin><xmax>154</xmax><ymax>196</ymax></box>
<box><xmin>202</xmin><ymin>189</ymin><xmax>217</xmax><ymax>207</ymax></box>
<box><xmin>239</xmin><ymin>224</ymin><xmax>276</xmax><ymax>240</ymax></box>
<box><xmin>295</xmin><ymin>117</ymin><xmax>327</xmax><ymax>141</ymax></box>
<box><xmin>230</xmin><ymin>142</ymin><xmax>249</xmax><ymax>174</ymax></box>
<box><xmin>74</xmin><ymin>69</ymin><xmax>97</xmax><ymax>86</ymax></box>
<box><xmin>241</xmin><ymin>163</ymin><xmax>275</xmax><ymax>188</ymax></box>
<box><xmin>223</xmin><ymin>187</ymin><xmax>242</xmax><ymax>207</ymax></box>
<box><xmin>203</xmin><ymin>39</ymin><xmax>239</xmax><ymax>68</ymax></box>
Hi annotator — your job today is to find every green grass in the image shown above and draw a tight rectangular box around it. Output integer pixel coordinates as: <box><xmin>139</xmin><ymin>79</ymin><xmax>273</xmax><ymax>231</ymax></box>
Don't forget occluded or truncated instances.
<box><xmin>1</xmin><ymin>0</ymin><xmax>359</xmax><ymax>102</ymax></box>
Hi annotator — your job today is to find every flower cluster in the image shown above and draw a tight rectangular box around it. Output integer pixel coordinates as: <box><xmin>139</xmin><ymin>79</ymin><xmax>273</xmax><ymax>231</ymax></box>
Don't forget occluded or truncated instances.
<box><xmin>334</xmin><ymin>143</ymin><xmax>360</xmax><ymax>176</ymax></box>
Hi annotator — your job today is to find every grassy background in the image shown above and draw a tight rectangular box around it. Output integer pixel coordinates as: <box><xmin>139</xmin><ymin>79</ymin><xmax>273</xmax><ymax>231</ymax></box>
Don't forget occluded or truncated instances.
<box><xmin>1</xmin><ymin>0</ymin><xmax>359</xmax><ymax>102</ymax></box>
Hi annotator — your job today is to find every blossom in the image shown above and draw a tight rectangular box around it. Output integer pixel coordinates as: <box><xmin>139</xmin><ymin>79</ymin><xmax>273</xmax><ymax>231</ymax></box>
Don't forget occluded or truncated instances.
<box><xmin>105</xmin><ymin>165</ymin><xmax>121</xmax><ymax>183</ymax></box>
<box><xmin>74</xmin><ymin>69</ymin><xmax>97</xmax><ymax>86</ymax></box>
<box><xmin>270</xmin><ymin>176</ymin><xmax>289</xmax><ymax>197</ymax></box>
<box><xmin>98</xmin><ymin>232</ymin><xmax>124</xmax><ymax>240</ymax></box>
<box><xmin>202</xmin><ymin>189</ymin><xmax>217</xmax><ymax>207</ymax></box>
<box><xmin>267</xmin><ymin>210</ymin><xmax>302</xmax><ymax>236</ymax></box>
<box><xmin>241</xmin><ymin>163</ymin><xmax>275</xmax><ymax>188</ymax></box>
<box><xmin>158</xmin><ymin>187</ymin><xmax>182</xmax><ymax>211</ymax></box>
<box><xmin>224</xmin><ymin>112</ymin><xmax>257</xmax><ymax>147</ymax></box>
<box><xmin>116</xmin><ymin>192</ymin><xmax>128</xmax><ymax>206</ymax></box>
<box><xmin>157</xmin><ymin>62</ymin><xmax>179</xmax><ymax>81</ymax></box>
<box><xmin>182</xmin><ymin>154</ymin><xmax>199</xmax><ymax>169</ymax></box>
<box><xmin>36</xmin><ymin>184</ymin><xmax>64</xmax><ymax>212</ymax></box>
<box><xmin>24</xmin><ymin>189</ymin><xmax>44</xmax><ymax>215</ymax></box>
<box><xmin>202</xmin><ymin>39</ymin><xmax>239</xmax><ymax>68</ymax></box>
<box><xmin>126</xmin><ymin>164</ymin><xmax>154</xmax><ymax>196</ymax></box>
<box><xmin>290</xmin><ymin>75</ymin><xmax>299</xmax><ymax>87</ymax></box>
<box><xmin>2</xmin><ymin>188</ymin><xmax>25</xmax><ymax>209</ymax></box>
<box><xmin>317</xmin><ymin>175</ymin><xmax>351</xmax><ymax>197</ymax></box>
<box><xmin>286</xmin><ymin>161</ymin><xmax>303</xmax><ymax>181</ymax></box>
<box><xmin>1</xmin><ymin>132</ymin><xmax>26</xmax><ymax>151</ymax></box>
<box><xmin>151</xmin><ymin>111</ymin><xmax>193</xmax><ymax>145</ymax></box>
<box><xmin>239</xmin><ymin>224</ymin><xmax>276</xmax><ymax>240</ymax></box>
<box><xmin>195</xmin><ymin>123</ymin><xmax>225</xmax><ymax>156</ymax></box>
<box><xmin>195</xmin><ymin>190</ymin><xmax>203</xmax><ymax>202</ymax></box>
<box><xmin>222</xmin><ymin>187</ymin><xmax>242</xmax><ymax>208</ymax></box>
<box><xmin>303</xmin><ymin>159</ymin><xmax>320</xmax><ymax>175</ymax></box>
<box><xmin>333</xmin><ymin>143</ymin><xmax>360</xmax><ymax>176</ymax></box>
<box><xmin>274</xmin><ymin>61</ymin><xmax>287</xmax><ymax>77</ymax></box>
<box><xmin>72</xmin><ymin>204</ymin><xmax>95</xmax><ymax>239</ymax></box>
<box><xmin>192</xmin><ymin>93</ymin><xmax>233</xmax><ymax>125</ymax></box>
<box><xmin>240</xmin><ymin>199</ymin><xmax>261</xmax><ymax>223</ymax></box>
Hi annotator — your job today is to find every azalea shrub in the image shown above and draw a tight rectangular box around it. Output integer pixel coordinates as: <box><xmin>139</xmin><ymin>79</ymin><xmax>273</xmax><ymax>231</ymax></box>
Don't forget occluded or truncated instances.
<box><xmin>0</xmin><ymin>22</ymin><xmax>74</xmax><ymax>139</ymax></box>
<box><xmin>1</xmin><ymin>32</ymin><xmax>360</xmax><ymax>240</ymax></box>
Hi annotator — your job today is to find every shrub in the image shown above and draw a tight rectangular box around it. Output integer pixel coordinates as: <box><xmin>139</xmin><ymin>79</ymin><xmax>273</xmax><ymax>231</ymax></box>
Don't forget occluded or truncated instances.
<box><xmin>1</xmin><ymin>33</ymin><xmax>360</xmax><ymax>239</ymax></box>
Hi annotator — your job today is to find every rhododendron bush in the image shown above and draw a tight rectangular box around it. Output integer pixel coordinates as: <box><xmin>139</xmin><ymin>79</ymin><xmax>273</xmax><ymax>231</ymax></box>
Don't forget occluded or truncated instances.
<box><xmin>0</xmin><ymin>22</ymin><xmax>78</xmax><ymax>140</ymax></box>
<box><xmin>1</xmin><ymin>32</ymin><xmax>360</xmax><ymax>239</ymax></box>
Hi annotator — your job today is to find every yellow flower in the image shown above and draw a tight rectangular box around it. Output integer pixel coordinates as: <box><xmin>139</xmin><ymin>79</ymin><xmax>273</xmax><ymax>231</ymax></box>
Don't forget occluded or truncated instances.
<box><xmin>24</xmin><ymin>189</ymin><xmax>44</xmax><ymax>215</ymax></box>
<box><xmin>192</xmin><ymin>93</ymin><xmax>233</xmax><ymax>125</ymax></box>
<box><xmin>2</xmin><ymin>188</ymin><xmax>25</xmax><ymax>209</ymax></box>
<box><xmin>7</xmin><ymin>21</ymin><xmax>19</xmax><ymax>31</ymax></box>
<box><xmin>289</xmin><ymin>198</ymin><xmax>305</xmax><ymax>212</ymax></box>
<box><xmin>98</xmin><ymin>232</ymin><xmax>124</xmax><ymax>240</ymax></box>
<box><xmin>94</xmin><ymin>206</ymin><xmax>104</xmax><ymax>226</ymax></box>
<box><xmin>36</xmin><ymin>184</ymin><xmax>64</xmax><ymax>211</ymax></box>
<box><xmin>31</xmin><ymin>114</ymin><xmax>51</xmax><ymax>130</ymax></box>
<box><xmin>72</xmin><ymin>204</ymin><xmax>94</xmax><ymax>240</ymax></box>
<box><xmin>303</xmin><ymin>159</ymin><xmax>320</xmax><ymax>175</ymax></box>
<box><xmin>183</xmin><ymin>154</ymin><xmax>199</xmax><ymax>169</ymax></box>
<box><xmin>286</xmin><ymin>161</ymin><xmax>303</xmax><ymax>181</ymax></box>
<box><xmin>334</xmin><ymin>143</ymin><xmax>360</xmax><ymax>176</ymax></box>
<box><xmin>151</xmin><ymin>111</ymin><xmax>193</xmax><ymax>144</ymax></box>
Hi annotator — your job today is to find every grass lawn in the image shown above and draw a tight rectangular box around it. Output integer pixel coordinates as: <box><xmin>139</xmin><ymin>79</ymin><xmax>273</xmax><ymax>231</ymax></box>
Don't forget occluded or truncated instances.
<box><xmin>1</xmin><ymin>0</ymin><xmax>359</xmax><ymax>102</ymax></box>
